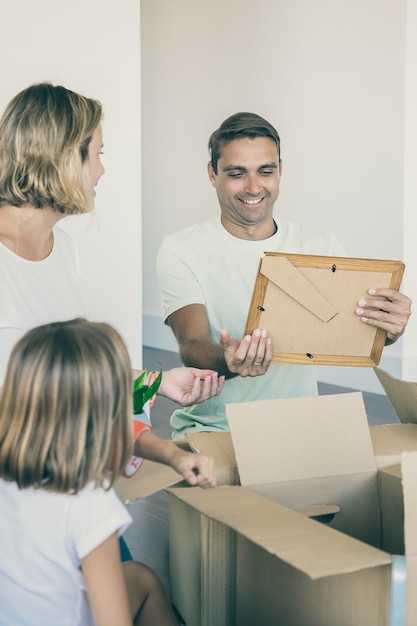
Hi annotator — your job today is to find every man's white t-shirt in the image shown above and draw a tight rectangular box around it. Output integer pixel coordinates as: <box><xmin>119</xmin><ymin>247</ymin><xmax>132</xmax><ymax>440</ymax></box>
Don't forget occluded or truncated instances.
<box><xmin>157</xmin><ymin>215</ymin><xmax>346</xmax><ymax>437</ymax></box>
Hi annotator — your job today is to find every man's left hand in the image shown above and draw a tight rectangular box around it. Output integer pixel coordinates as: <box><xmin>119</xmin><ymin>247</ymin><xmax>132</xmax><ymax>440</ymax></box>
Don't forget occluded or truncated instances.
<box><xmin>356</xmin><ymin>287</ymin><xmax>412</xmax><ymax>344</ymax></box>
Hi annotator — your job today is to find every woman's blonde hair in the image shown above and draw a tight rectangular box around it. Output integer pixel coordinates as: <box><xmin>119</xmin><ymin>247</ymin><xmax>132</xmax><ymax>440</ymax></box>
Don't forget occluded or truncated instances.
<box><xmin>0</xmin><ymin>318</ymin><xmax>133</xmax><ymax>493</ymax></box>
<box><xmin>0</xmin><ymin>83</ymin><xmax>102</xmax><ymax>215</ymax></box>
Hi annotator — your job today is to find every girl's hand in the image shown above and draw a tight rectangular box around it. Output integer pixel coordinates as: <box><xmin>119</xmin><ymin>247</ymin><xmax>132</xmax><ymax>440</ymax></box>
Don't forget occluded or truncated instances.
<box><xmin>168</xmin><ymin>447</ymin><xmax>216</xmax><ymax>488</ymax></box>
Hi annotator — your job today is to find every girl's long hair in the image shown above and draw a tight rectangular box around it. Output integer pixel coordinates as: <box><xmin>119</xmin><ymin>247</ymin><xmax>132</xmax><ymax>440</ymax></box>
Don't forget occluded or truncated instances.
<box><xmin>0</xmin><ymin>318</ymin><xmax>133</xmax><ymax>493</ymax></box>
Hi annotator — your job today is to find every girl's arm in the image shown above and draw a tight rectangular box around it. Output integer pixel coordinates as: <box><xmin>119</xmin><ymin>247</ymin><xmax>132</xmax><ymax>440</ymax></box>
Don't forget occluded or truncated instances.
<box><xmin>81</xmin><ymin>532</ymin><xmax>132</xmax><ymax>626</ymax></box>
<box><xmin>134</xmin><ymin>429</ymin><xmax>216</xmax><ymax>488</ymax></box>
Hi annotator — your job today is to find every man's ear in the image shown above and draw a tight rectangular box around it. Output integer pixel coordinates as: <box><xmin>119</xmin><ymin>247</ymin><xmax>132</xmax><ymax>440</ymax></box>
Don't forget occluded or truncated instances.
<box><xmin>207</xmin><ymin>161</ymin><xmax>216</xmax><ymax>187</ymax></box>
<box><xmin>279</xmin><ymin>158</ymin><xmax>283</xmax><ymax>177</ymax></box>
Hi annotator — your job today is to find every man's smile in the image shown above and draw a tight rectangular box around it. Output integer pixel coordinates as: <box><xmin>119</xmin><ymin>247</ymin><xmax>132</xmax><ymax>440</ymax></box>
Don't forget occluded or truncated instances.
<box><xmin>239</xmin><ymin>195</ymin><xmax>266</xmax><ymax>205</ymax></box>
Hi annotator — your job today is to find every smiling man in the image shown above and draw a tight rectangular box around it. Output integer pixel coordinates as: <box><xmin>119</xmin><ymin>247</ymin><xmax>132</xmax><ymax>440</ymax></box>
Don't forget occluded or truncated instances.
<box><xmin>157</xmin><ymin>112</ymin><xmax>412</xmax><ymax>439</ymax></box>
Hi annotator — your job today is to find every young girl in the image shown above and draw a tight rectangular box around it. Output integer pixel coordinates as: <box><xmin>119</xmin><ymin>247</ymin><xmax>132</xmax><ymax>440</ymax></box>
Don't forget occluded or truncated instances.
<box><xmin>0</xmin><ymin>318</ymin><xmax>187</xmax><ymax>626</ymax></box>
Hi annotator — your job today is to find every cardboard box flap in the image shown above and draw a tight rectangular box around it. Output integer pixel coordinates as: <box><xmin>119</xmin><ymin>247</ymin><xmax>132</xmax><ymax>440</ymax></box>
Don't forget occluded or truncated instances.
<box><xmin>260</xmin><ymin>254</ymin><xmax>338</xmax><ymax>323</ymax></box>
<box><xmin>186</xmin><ymin>431</ymin><xmax>237</xmax><ymax>467</ymax></box>
<box><xmin>115</xmin><ymin>459</ymin><xmax>182</xmax><ymax>503</ymax></box>
<box><xmin>374</xmin><ymin>367</ymin><xmax>417</xmax><ymax>424</ymax></box>
<box><xmin>402</xmin><ymin>452</ymin><xmax>417</xmax><ymax>557</ymax></box>
<box><xmin>169</xmin><ymin>485</ymin><xmax>391</xmax><ymax>580</ymax></box>
<box><xmin>296</xmin><ymin>503</ymin><xmax>340</xmax><ymax>519</ymax></box>
<box><xmin>226</xmin><ymin>392</ymin><xmax>376</xmax><ymax>486</ymax></box>
<box><xmin>370</xmin><ymin>424</ymin><xmax>417</xmax><ymax>455</ymax></box>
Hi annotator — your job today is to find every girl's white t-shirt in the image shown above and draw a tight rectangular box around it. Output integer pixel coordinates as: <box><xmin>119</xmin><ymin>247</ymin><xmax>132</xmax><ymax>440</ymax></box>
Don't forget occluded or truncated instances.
<box><xmin>0</xmin><ymin>479</ymin><xmax>132</xmax><ymax>626</ymax></box>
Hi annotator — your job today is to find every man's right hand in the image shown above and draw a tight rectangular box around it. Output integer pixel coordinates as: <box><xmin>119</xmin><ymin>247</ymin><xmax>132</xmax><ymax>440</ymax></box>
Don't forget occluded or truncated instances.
<box><xmin>220</xmin><ymin>328</ymin><xmax>272</xmax><ymax>377</ymax></box>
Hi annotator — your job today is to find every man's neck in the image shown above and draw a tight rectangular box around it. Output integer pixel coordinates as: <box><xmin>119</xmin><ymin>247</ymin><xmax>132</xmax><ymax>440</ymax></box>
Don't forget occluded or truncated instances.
<box><xmin>220</xmin><ymin>215</ymin><xmax>277</xmax><ymax>241</ymax></box>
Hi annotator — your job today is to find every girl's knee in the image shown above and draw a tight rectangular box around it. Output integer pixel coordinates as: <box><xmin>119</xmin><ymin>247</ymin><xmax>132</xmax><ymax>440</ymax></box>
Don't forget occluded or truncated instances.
<box><xmin>123</xmin><ymin>560</ymin><xmax>164</xmax><ymax>594</ymax></box>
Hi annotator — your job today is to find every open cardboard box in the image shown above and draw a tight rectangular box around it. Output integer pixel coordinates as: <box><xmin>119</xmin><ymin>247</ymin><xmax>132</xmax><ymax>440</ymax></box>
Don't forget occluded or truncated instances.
<box><xmin>168</xmin><ymin>392</ymin><xmax>417</xmax><ymax>626</ymax></box>
<box><xmin>370</xmin><ymin>367</ymin><xmax>417</xmax><ymax>468</ymax></box>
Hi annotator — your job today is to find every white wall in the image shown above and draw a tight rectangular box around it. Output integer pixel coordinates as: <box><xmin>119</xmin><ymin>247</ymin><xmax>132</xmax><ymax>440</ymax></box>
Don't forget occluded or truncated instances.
<box><xmin>142</xmin><ymin>0</ymin><xmax>417</xmax><ymax>393</ymax></box>
<box><xmin>402</xmin><ymin>0</ymin><xmax>417</xmax><ymax>381</ymax></box>
<box><xmin>0</xmin><ymin>0</ymin><xmax>143</xmax><ymax>367</ymax></box>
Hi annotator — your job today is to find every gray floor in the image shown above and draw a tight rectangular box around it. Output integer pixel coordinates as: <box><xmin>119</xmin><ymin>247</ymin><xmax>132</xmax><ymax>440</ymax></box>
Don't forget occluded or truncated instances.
<box><xmin>122</xmin><ymin>347</ymin><xmax>400</xmax><ymax>598</ymax></box>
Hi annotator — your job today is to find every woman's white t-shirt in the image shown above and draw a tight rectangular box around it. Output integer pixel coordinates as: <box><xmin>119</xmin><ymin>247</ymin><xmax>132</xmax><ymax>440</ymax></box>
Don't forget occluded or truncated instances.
<box><xmin>0</xmin><ymin>225</ymin><xmax>85</xmax><ymax>386</ymax></box>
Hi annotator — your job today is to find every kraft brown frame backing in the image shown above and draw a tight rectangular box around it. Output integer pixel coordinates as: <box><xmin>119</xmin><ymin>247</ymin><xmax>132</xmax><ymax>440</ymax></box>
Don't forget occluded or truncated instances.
<box><xmin>245</xmin><ymin>253</ymin><xmax>405</xmax><ymax>367</ymax></box>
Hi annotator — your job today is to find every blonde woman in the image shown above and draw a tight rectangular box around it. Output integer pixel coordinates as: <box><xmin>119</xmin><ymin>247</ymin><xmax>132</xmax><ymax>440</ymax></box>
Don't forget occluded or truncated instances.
<box><xmin>0</xmin><ymin>318</ymin><xmax>183</xmax><ymax>626</ymax></box>
<box><xmin>0</xmin><ymin>82</ymin><xmax>223</xmax><ymax>482</ymax></box>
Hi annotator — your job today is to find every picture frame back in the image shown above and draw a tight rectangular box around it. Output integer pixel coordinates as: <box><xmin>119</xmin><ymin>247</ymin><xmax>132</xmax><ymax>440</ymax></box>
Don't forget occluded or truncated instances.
<box><xmin>245</xmin><ymin>253</ymin><xmax>405</xmax><ymax>367</ymax></box>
